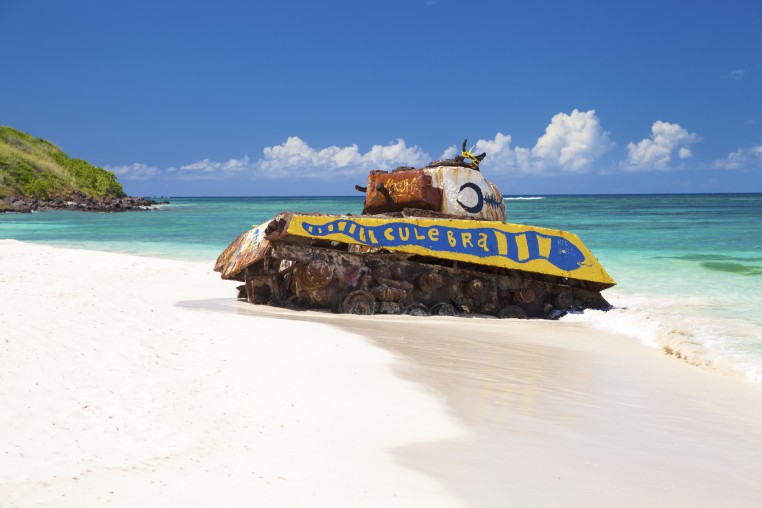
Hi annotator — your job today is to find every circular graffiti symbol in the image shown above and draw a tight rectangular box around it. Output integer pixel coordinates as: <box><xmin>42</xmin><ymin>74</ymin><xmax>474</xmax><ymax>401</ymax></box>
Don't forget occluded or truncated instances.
<box><xmin>456</xmin><ymin>182</ymin><xmax>484</xmax><ymax>214</ymax></box>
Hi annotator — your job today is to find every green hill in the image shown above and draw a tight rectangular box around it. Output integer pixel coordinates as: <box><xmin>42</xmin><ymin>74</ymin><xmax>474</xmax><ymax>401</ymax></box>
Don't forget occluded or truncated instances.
<box><xmin>0</xmin><ymin>125</ymin><xmax>125</xmax><ymax>200</ymax></box>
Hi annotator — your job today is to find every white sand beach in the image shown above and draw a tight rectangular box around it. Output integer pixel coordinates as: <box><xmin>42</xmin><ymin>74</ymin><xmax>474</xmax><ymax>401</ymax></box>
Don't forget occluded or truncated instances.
<box><xmin>2</xmin><ymin>239</ymin><xmax>762</xmax><ymax>507</ymax></box>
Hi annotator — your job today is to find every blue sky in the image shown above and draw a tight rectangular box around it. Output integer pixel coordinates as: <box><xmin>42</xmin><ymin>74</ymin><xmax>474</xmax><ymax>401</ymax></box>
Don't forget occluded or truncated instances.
<box><xmin>2</xmin><ymin>0</ymin><xmax>761</xmax><ymax>196</ymax></box>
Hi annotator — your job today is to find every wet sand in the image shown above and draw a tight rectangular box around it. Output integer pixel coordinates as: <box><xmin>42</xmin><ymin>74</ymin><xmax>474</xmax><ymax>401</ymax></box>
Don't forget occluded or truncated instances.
<box><xmin>2</xmin><ymin>240</ymin><xmax>762</xmax><ymax>507</ymax></box>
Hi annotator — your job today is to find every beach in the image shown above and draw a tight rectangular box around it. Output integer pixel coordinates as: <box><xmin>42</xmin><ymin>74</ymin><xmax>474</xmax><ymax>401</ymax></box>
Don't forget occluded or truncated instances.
<box><xmin>2</xmin><ymin>239</ymin><xmax>762</xmax><ymax>507</ymax></box>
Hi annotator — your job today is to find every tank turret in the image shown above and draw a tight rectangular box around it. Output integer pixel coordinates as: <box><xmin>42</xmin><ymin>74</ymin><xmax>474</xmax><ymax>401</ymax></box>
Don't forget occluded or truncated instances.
<box><xmin>358</xmin><ymin>140</ymin><xmax>506</xmax><ymax>221</ymax></box>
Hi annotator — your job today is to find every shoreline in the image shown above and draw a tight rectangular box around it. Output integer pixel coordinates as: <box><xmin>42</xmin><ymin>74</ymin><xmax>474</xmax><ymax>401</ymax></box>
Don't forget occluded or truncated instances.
<box><xmin>2</xmin><ymin>240</ymin><xmax>762</xmax><ymax>506</ymax></box>
<box><xmin>0</xmin><ymin>194</ymin><xmax>166</xmax><ymax>213</ymax></box>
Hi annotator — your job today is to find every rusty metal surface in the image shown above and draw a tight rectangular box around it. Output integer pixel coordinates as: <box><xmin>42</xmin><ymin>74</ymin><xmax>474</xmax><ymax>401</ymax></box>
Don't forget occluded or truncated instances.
<box><xmin>243</xmin><ymin>240</ymin><xmax>609</xmax><ymax>318</ymax></box>
<box><xmin>215</xmin><ymin>208</ymin><xmax>613</xmax><ymax>318</ymax></box>
<box><xmin>214</xmin><ymin>218</ymin><xmax>275</xmax><ymax>280</ymax></box>
<box><xmin>363</xmin><ymin>166</ymin><xmax>506</xmax><ymax>221</ymax></box>
<box><xmin>215</xmin><ymin>210</ymin><xmax>613</xmax><ymax>317</ymax></box>
<box><xmin>365</xmin><ymin>170</ymin><xmax>443</xmax><ymax>214</ymax></box>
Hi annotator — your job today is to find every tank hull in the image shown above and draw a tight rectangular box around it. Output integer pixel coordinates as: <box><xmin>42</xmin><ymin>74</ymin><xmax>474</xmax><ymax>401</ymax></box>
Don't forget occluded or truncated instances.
<box><xmin>215</xmin><ymin>211</ymin><xmax>614</xmax><ymax>319</ymax></box>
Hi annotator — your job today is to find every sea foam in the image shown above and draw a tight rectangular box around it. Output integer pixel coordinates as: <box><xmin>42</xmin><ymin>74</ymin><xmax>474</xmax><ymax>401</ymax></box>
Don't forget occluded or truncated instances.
<box><xmin>563</xmin><ymin>291</ymin><xmax>762</xmax><ymax>384</ymax></box>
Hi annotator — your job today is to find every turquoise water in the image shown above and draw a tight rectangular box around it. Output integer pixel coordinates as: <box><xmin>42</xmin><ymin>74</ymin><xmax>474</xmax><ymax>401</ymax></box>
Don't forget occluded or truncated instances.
<box><xmin>0</xmin><ymin>197</ymin><xmax>364</xmax><ymax>261</ymax></box>
<box><xmin>2</xmin><ymin>194</ymin><xmax>762</xmax><ymax>382</ymax></box>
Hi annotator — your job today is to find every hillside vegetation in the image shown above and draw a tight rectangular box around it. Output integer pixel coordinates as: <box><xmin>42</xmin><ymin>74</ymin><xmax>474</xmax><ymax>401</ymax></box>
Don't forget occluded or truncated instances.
<box><xmin>0</xmin><ymin>125</ymin><xmax>125</xmax><ymax>200</ymax></box>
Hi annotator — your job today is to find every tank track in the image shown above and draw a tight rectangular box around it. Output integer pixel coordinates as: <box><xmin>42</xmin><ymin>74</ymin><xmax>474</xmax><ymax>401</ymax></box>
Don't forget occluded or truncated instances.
<box><xmin>238</xmin><ymin>239</ymin><xmax>610</xmax><ymax>319</ymax></box>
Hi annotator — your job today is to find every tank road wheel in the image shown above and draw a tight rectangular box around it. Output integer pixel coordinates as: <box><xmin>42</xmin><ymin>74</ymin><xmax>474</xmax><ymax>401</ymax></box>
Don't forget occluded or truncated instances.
<box><xmin>544</xmin><ymin>304</ymin><xmax>565</xmax><ymax>320</ymax></box>
<box><xmin>555</xmin><ymin>291</ymin><xmax>573</xmax><ymax>310</ymax></box>
<box><xmin>298</xmin><ymin>260</ymin><xmax>334</xmax><ymax>289</ymax></box>
<box><xmin>430</xmin><ymin>302</ymin><xmax>457</xmax><ymax>317</ymax></box>
<box><xmin>497</xmin><ymin>305</ymin><xmax>528</xmax><ymax>320</ymax></box>
<box><xmin>464</xmin><ymin>278</ymin><xmax>484</xmax><ymax>298</ymax></box>
<box><xmin>405</xmin><ymin>303</ymin><xmax>430</xmax><ymax>317</ymax></box>
<box><xmin>417</xmin><ymin>272</ymin><xmax>444</xmax><ymax>294</ymax></box>
<box><xmin>516</xmin><ymin>286</ymin><xmax>536</xmax><ymax>304</ymax></box>
<box><xmin>341</xmin><ymin>290</ymin><xmax>376</xmax><ymax>315</ymax></box>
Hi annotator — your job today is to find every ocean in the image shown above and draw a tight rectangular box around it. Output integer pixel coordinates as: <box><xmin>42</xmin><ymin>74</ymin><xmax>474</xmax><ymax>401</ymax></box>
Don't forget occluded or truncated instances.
<box><xmin>2</xmin><ymin>194</ymin><xmax>762</xmax><ymax>383</ymax></box>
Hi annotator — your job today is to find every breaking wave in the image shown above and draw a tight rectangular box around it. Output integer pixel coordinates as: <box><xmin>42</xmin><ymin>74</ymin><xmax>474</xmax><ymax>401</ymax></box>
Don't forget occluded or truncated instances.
<box><xmin>563</xmin><ymin>291</ymin><xmax>762</xmax><ymax>384</ymax></box>
<box><xmin>504</xmin><ymin>196</ymin><xmax>545</xmax><ymax>201</ymax></box>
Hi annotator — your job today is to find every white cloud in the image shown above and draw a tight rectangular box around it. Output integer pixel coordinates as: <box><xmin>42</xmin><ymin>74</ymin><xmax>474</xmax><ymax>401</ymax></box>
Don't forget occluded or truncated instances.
<box><xmin>255</xmin><ymin>137</ymin><xmax>430</xmax><ymax>177</ymax></box>
<box><xmin>106</xmin><ymin>163</ymin><xmax>159</xmax><ymax>181</ymax></box>
<box><xmin>728</xmin><ymin>69</ymin><xmax>745</xmax><ymax>80</ymax></box>
<box><xmin>711</xmin><ymin>145</ymin><xmax>762</xmax><ymax>170</ymax></box>
<box><xmin>362</xmin><ymin>140</ymin><xmax>428</xmax><ymax>168</ymax></box>
<box><xmin>161</xmin><ymin>155</ymin><xmax>251</xmax><ymax>180</ymax></box>
<box><xmin>472</xmin><ymin>132</ymin><xmax>524</xmax><ymax>169</ymax></box>
<box><xmin>437</xmin><ymin>145</ymin><xmax>458</xmax><ymax>160</ymax></box>
<box><xmin>179</xmin><ymin>155</ymin><xmax>250</xmax><ymax>173</ymax></box>
<box><xmin>531</xmin><ymin>109</ymin><xmax>614</xmax><ymax>172</ymax></box>
<box><xmin>104</xmin><ymin>139</ymin><xmax>430</xmax><ymax>183</ymax></box>
<box><xmin>622</xmin><ymin>121</ymin><xmax>700</xmax><ymax>171</ymax></box>
<box><xmin>469</xmin><ymin>110</ymin><xmax>613</xmax><ymax>174</ymax></box>
<box><xmin>104</xmin><ymin>112</ymin><xmax>727</xmax><ymax>185</ymax></box>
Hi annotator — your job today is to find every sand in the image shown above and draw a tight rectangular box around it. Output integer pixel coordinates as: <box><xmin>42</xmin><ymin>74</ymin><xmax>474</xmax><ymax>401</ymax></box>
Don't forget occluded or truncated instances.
<box><xmin>2</xmin><ymin>239</ymin><xmax>762</xmax><ymax>507</ymax></box>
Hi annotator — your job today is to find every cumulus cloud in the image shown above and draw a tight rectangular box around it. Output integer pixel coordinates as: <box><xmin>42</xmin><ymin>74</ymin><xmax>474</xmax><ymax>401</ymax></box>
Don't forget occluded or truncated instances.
<box><xmin>106</xmin><ymin>163</ymin><xmax>159</xmax><ymax>180</ymax></box>
<box><xmin>531</xmin><ymin>109</ymin><xmax>614</xmax><ymax>172</ymax></box>
<box><xmin>465</xmin><ymin>110</ymin><xmax>613</xmax><ymax>174</ymax></box>
<box><xmin>466</xmin><ymin>132</ymin><xmax>524</xmax><ymax>170</ymax></box>
<box><xmin>711</xmin><ymin>145</ymin><xmax>762</xmax><ymax>170</ymax></box>
<box><xmin>622</xmin><ymin>121</ymin><xmax>700</xmax><ymax>171</ymax></box>
<box><xmin>255</xmin><ymin>137</ymin><xmax>430</xmax><ymax>177</ymax></box>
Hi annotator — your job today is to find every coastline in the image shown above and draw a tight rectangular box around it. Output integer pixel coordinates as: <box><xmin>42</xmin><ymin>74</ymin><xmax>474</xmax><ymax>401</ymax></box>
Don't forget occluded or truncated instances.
<box><xmin>2</xmin><ymin>240</ymin><xmax>762</xmax><ymax>506</ymax></box>
<box><xmin>0</xmin><ymin>194</ymin><xmax>166</xmax><ymax>213</ymax></box>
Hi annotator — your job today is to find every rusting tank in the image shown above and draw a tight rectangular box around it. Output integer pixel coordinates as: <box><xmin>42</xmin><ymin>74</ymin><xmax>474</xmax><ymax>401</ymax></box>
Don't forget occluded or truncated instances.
<box><xmin>215</xmin><ymin>140</ymin><xmax>615</xmax><ymax>319</ymax></box>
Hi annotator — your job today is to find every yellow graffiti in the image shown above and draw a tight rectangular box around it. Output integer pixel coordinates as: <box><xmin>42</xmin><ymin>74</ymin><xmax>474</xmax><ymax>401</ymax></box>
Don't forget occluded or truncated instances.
<box><xmin>385</xmin><ymin>177</ymin><xmax>421</xmax><ymax>196</ymax></box>
<box><xmin>495</xmin><ymin>231</ymin><xmax>508</xmax><ymax>255</ymax></box>
<box><xmin>537</xmin><ymin>235</ymin><xmax>551</xmax><ymax>258</ymax></box>
<box><xmin>516</xmin><ymin>234</ymin><xmax>529</xmax><ymax>261</ymax></box>
<box><xmin>477</xmin><ymin>232</ymin><xmax>489</xmax><ymax>252</ymax></box>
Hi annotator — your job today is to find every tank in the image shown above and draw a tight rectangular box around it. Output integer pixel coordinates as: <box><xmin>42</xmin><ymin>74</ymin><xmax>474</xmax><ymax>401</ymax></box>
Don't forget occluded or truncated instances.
<box><xmin>214</xmin><ymin>140</ymin><xmax>615</xmax><ymax>319</ymax></box>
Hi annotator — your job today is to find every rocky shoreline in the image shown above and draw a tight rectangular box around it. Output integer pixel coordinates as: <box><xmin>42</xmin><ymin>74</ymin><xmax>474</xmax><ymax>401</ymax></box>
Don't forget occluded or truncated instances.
<box><xmin>0</xmin><ymin>192</ymin><xmax>168</xmax><ymax>213</ymax></box>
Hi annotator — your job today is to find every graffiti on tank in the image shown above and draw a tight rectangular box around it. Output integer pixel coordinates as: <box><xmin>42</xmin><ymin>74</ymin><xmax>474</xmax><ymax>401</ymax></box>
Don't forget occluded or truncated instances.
<box><xmin>385</xmin><ymin>177</ymin><xmax>421</xmax><ymax>197</ymax></box>
<box><xmin>456</xmin><ymin>182</ymin><xmax>503</xmax><ymax>214</ymax></box>
<box><xmin>300</xmin><ymin>219</ymin><xmax>589</xmax><ymax>271</ymax></box>
<box><xmin>456</xmin><ymin>182</ymin><xmax>483</xmax><ymax>213</ymax></box>
<box><xmin>484</xmin><ymin>193</ymin><xmax>503</xmax><ymax>210</ymax></box>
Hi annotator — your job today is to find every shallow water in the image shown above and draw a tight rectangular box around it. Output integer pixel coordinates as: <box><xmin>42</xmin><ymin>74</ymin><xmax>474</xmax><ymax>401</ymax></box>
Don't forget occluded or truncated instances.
<box><xmin>3</xmin><ymin>193</ymin><xmax>761</xmax><ymax>382</ymax></box>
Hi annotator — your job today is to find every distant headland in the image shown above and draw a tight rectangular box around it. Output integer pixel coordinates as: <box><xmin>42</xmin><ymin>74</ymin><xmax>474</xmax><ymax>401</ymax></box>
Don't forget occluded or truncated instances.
<box><xmin>0</xmin><ymin>125</ymin><xmax>165</xmax><ymax>213</ymax></box>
